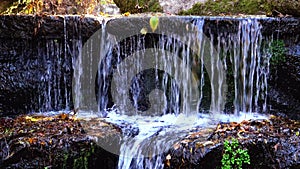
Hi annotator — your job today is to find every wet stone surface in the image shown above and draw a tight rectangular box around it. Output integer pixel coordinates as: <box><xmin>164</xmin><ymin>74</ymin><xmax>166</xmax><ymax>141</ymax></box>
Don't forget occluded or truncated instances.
<box><xmin>165</xmin><ymin>115</ymin><xmax>300</xmax><ymax>169</ymax></box>
<box><xmin>0</xmin><ymin>113</ymin><xmax>120</xmax><ymax>169</ymax></box>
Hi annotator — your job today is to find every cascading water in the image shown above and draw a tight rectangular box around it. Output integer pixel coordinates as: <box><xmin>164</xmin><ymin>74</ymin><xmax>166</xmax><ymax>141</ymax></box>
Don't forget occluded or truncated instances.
<box><xmin>74</xmin><ymin>16</ymin><xmax>271</xmax><ymax>169</ymax></box>
<box><xmin>231</xmin><ymin>18</ymin><xmax>269</xmax><ymax>114</ymax></box>
<box><xmin>34</xmin><ymin>16</ymin><xmax>75</xmax><ymax>113</ymax></box>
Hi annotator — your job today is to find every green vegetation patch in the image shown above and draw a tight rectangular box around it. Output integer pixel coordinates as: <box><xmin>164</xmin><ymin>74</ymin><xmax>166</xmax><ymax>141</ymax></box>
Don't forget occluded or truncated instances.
<box><xmin>221</xmin><ymin>138</ymin><xmax>250</xmax><ymax>169</ymax></box>
<box><xmin>179</xmin><ymin>0</ymin><xmax>273</xmax><ymax>16</ymax></box>
<box><xmin>269</xmin><ymin>39</ymin><xmax>286</xmax><ymax>66</ymax></box>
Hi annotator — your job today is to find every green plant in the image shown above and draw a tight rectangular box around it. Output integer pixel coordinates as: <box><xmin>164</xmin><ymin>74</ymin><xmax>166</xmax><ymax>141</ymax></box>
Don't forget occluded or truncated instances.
<box><xmin>221</xmin><ymin>138</ymin><xmax>250</xmax><ymax>169</ymax></box>
<box><xmin>270</xmin><ymin>40</ymin><xmax>286</xmax><ymax>66</ymax></box>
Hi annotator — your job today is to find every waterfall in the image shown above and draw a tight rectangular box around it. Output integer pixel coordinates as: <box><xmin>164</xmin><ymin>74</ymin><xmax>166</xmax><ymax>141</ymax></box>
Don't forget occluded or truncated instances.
<box><xmin>230</xmin><ymin>18</ymin><xmax>269</xmax><ymax>114</ymax></box>
<box><xmin>73</xmin><ymin>16</ymin><xmax>271</xmax><ymax>169</ymax></box>
<box><xmin>76</xmin><ymin>17</ymin><xmax>271</xmax><ymax>117</ymax></box>
<box><xmin>37</xmin><ymin>16</ymin><xmax>77</xmax><ymax>112</ymax></box>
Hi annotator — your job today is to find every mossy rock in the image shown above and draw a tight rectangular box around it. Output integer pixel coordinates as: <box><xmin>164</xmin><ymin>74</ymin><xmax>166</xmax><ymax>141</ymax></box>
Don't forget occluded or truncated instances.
<box><xmin>113</xmin><ymin>0</ymin><xmax>162</xmax><ymax>13</ymax></box>
<box><xmin>179</xmin><ymin>0</ymin><xmax>300</xmax><ymax>16</ymax></box>
<box><xmin>270</xmin><ymin>0</ymin><xmax>300</xmax><ymax>16</ymax></box>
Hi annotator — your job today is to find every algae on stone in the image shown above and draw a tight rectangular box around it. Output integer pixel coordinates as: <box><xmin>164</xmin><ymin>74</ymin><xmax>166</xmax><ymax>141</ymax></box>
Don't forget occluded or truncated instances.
<box><xmin>179</xmin><ymin>0</ymin><xmax>272</xmax><ymax>16</ymax></box>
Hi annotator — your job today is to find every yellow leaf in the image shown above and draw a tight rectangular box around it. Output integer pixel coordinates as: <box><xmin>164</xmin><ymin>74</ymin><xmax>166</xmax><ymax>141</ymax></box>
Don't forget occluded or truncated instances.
<box><xmin>25</xmin><ymin>116</ymin><xmax>39</xmax><ymax>122</ymax></box>
<box><xmin>149</xmin><ymin>16</ymin><xmax>159</xmax><ymax>32</ymax></box>
<box><xmin>123</xmin><ymin>12</ymin><xmax>130</xmax><ymax>16</ymax></box>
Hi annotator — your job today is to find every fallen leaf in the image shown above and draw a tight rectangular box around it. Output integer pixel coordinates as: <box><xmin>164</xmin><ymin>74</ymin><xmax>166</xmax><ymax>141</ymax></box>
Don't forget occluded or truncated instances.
<box><xmin>123</xmin><ymin>12</ymin><xmax>130</xmax><ymax>16</ymax></box>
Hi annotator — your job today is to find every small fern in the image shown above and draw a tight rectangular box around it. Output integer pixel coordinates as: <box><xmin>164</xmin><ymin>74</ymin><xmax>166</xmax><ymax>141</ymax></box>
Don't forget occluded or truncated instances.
<box><xmin>221</xmin><ymin>138</ymin><xmax>250</xmax><ymax>169</ymax></box>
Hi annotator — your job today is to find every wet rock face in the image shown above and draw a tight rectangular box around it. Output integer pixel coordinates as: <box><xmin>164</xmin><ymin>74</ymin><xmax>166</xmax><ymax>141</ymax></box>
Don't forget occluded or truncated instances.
<box><xmin>0</xmin><ymin>15</ymin><xmax>101</xmax><ymax>116</ymax></box>
<box><xmin>268</xmin><ymin>52</ymin><xmax>300</xmax><ymax>120</ymax></box>
<box><xmin>262</xmin><ymin>18</ymin><xmax>300</xmax><ymax>120</ymax></box>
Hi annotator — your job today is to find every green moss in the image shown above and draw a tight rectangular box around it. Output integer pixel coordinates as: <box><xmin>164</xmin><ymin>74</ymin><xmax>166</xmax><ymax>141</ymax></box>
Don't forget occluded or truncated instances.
<box><xmin>269</xmin><ymin>40</ymin><xmax>286</xmax><ymax>66</ymax></box>
<box><xmin>179</xmin><ymin>0</ymin><xmax>272</xmax><ymax>16</ymax></box>
<box><xmin>59</xmin><ymin>143</ymin><xmax>97</xmax><ymax>169</ymax></box>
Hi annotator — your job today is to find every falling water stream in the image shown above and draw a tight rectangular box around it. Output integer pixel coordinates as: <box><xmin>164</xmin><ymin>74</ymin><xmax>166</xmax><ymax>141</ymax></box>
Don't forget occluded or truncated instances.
<box><xmin>71</xmin><ymin>16</ymin><xmax>271</xmax><ymax>169</ymax></box>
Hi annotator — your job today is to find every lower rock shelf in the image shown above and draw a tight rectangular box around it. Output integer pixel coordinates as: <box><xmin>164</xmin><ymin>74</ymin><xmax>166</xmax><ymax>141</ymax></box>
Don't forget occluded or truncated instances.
<box><xmin>165</xmin><ymin>115</ymin><xmax>300</xmax><ymax>169</ymax></box>
<box><xmin>0</xmin><ymin>113</ymin><xmax>299</xmax><ymax>169</ymax></box>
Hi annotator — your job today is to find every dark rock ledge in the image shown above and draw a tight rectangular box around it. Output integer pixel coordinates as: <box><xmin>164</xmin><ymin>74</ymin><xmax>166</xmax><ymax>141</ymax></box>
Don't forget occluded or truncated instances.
<box><xmin>1</xmin><ymin>113</ymin><xmax>299</xmax><ymax>169</ymax></box>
